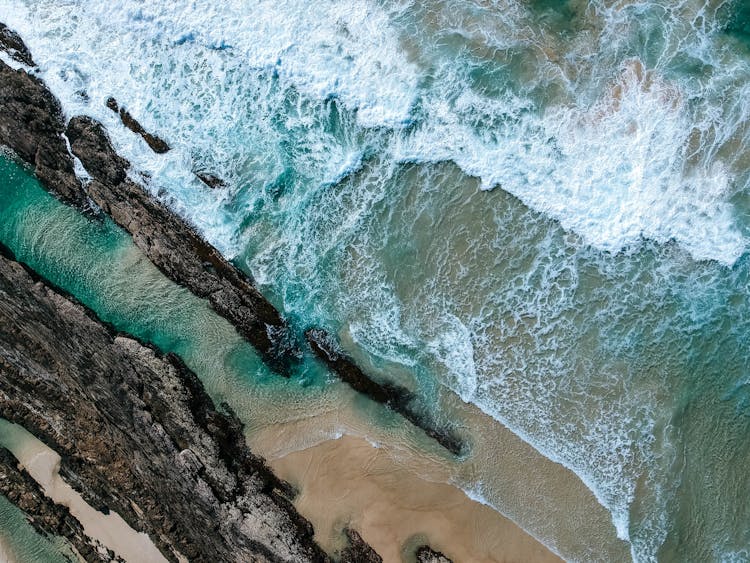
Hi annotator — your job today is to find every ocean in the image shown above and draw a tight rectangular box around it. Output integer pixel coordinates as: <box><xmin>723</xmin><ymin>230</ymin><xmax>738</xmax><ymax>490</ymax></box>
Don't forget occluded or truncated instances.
<box><xmin>1</xmin><ymin>0</ymin><xmax>749</xmax><ymax>560</ymax></box>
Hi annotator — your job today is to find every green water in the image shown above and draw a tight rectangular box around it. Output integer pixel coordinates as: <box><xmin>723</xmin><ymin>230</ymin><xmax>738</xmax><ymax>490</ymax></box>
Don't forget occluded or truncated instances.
<box><xmin>0</xmin><ymin>495</ymin><xmax>76</xmax><ymax>563</ymax></box>
<box><xmin>0</xmin><ymin>155</ymin><xmax>353</xmax><ymax>403</ymax></box>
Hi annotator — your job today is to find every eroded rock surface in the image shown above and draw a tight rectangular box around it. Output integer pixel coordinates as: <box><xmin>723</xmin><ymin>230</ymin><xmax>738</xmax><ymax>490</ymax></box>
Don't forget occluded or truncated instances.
<box><xmin>0</xmin><ymin>447</ymin><xmax>119</xmax><ymax>562</ymax></box>
<box><xmin>0</xmin><ymin>23</ymin><xmax>35</xmax><ymax>66</ymax></box>
<box><xmin>105</xmin><ymin>97</ymin><xmax>170</xmax><ymax>154</ymax></box>
<box><xmin>0</xmin><ymin>60</ymin><xmax>83</xmax><ymax>206</ymax></box>
<box><xmin>415</xmin><ymin>545</ymin><xmax>453</xmax><ymax>563</ymax></box>
<box><xmin>0</xmin><ymin>245</ymin><xmax>328</xmax><ymax>563</ymax></box>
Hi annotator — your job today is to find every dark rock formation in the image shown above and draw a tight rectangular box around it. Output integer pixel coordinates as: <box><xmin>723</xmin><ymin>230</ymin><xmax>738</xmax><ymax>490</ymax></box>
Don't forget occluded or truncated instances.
<box><xmin>0</xmin><ymin>60</ymin><xmax>83</xmax><ymax>207</ymax></box>
<box><xmin>0</xmin><ymin>23</ymin><xmax>35</xmax><ymax>66</ymax></box>
<box><xmin>0</xmin><ymin>49</ymin><xmax>297</xmax><ymax>372</ymax></box>
<box><xmin>0</xmin><ymin>448</ymin><xmax>119</xmax><ymax>562</ymax></box>
<box><xmin>306</xmin><ymin>329</ymin><xmax>464</xmax><ymax>456</ymax></box>
<box><xmin>0</xmin><ymin>245</ymin><xmax>329</xmax><ymax>562</ymax></box>
<box><xmin>415</xmin><ymin>545</ymin><xmax>453</xmax><ymax>563</ymax></box>
<box><xmin>339</xmin><ymin>529</ymin><xmax>382</xmax><ymax>563</ymax></box>
<box><xmin>65</xmin><ymin>115</ymin><xmax>299</xmax><ymax>371</ymax></box>
<box><xmin>107</xmin><ymin>98</ymin><xmax>169</xmax><ymax>154</ymax></box>
<box><xmin>105</xmin><ymin>97</ymin><xmax>170</xmax><ymax>154</ymax></box>
<box><xmin>196</xmin><ymin>171</ymin><xmax>227</xmax><ymax>189</ymax></box>
<box><xmin>0</xmin><ymin>25</ymin><xmax>460</xmax><ymax>458</ymax></box>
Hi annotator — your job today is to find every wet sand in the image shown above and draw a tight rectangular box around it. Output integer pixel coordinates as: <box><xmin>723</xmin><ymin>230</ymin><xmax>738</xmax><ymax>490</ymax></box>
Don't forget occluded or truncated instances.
<box><xmin>0</xmin><ymin>535</ymin><xmax>17</xmax><ymax>563</ymax></box>
<box><xmin>247</xmin><ymin>376</ymin><xmax>629</xmax><ymax>563</ymax></box>
<box><xmin>265</xmin><ymin>433</ymin><xmax>561</xmax><ymax>562</ymax></box>
<box><xmin>0</xmin><ymin>420</ymin><xmax>167</xmax><ymax>563</ymax></box>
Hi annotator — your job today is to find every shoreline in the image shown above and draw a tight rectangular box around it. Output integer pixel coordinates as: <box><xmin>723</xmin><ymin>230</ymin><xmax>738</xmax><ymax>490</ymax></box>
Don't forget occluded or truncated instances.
<box><xmin>0</xmin><ymin>31</ymin><xmax>461</xmax><ymax>455</ymax></box>
<box><xmin>0</xmin><ymin>419</ymin><xmax>166</xmax><ymax>562</ymax></box>
<box><xmin>0</xmin><ymin>21</ymin><xmax>618</xmax><ymax>563</ymax></box>
<box><xmin>259</xmin><ymin>433</ymin><xmax>562</xmax><ymax>563</ymax></box>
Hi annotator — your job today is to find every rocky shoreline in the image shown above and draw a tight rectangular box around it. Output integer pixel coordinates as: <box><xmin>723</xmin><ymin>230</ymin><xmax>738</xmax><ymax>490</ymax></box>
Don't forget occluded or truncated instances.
<box><xmin>0</xmin><ymin>244</ymin><xmax>330</xmax><ymax>562</ymax></box>
<box><xmin>0</xmin><ymin>25</ymin><xmax>463</xmax><ymax>455</ymax></box>
<box><xmin>0</xmin><ymin>23</ymin><xmax>462</xmax><ymax>562</ymax></box>
<box><xmin>0</xmin><ymin>446</ymin><xmax>118</xmax><ymax>562</ymax></box>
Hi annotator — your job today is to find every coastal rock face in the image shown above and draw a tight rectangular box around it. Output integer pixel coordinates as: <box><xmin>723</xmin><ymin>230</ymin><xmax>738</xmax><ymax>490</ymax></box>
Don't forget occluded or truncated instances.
<box><xmin>0</xmin><ymin>447</ymin><xmax>119</xmax><ymax>562</ymax></box>
<box><xmin>0</xmin><ymin>60</ymin><xmax>83</xmax><ymax>207</ymax></box>
<box><xmin>0</xmin><ymin>51</ymin><xmax>297</xmax><ymax>372</ymax></box>
<box><xmin>0</xmin><ymin>23</ymin><xmax>35</xmax><ymax>66</ymax></box>
<box><xmin>64</xmin><ymin>115</ymin><xmax>298</xmax><ymax>370</ymax></box>
<box><xmin>0</xmin><ymin>246</ymin><xmax>328</xmax><ymax>562</ymax></box>
<box><xmin>339</xmin><ymin>529</ymin><xmax>382</xmax><ymax>563</ymax></box>
<box><xmin>105</xmin><ymin>97</ymin><xmax>170</xmax><ymax>154</ymax></box>
<box><xmin>0</xmin><ymin>42</ymin><xmax>461</xmax><ymax>454</ymax></box>
<box><xmin>415</xmin><ymin>546</ymin><xmax>453</xmax><ymax>563</ymax></box>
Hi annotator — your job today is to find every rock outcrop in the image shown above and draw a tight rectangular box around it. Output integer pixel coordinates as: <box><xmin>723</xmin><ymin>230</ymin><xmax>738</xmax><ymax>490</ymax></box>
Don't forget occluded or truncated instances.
<box><xmin>415</xmin><ymin>545</ymin><xmax>453</xmax><ymax>563</ymax></box>
<box><xmin>105</xmin><ymin>97</ymin><xmax>170</xmax><ymax>154</ymax></box>
<box><xmin>306</xmin><ymin>329</ymin><xmax>464</xmax><ymax>455</ymax></box>
<box><xmin>0</xmin><ymin>447</ymin><xmax>120</xmax><ymax>562</ymax></box>
<box><xmin>0</xmin><ymin>60</ymin><xmax>83</xmax><ymax>207</ymax></box>
<box><xmin>0</xmin><ymin>23</ymin><xmax>35</xmax><ymax>67</ymax></box>
<box><xmin>0</xmin><ymin>25</ymin><xmax>462</xmax><ymax>456</ymax></box>
<box><xmin>0</xmin><ymin>244</ymin><xmax>329</xmax><ymax>562</ymax></box>
<box><xmin>338</xmin><ymin>529</ymin><xmax>382</xmax><ymax>563</ymax></box>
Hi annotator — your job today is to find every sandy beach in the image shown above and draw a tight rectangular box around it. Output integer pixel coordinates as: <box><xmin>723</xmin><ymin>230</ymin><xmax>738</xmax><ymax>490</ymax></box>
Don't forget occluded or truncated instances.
<box><xmin>0</xmin><ymin>420</ymin><xmax>167</xmax><ymax>563</ymax></box>
<box><xmin>265</xmin><ymin>433</ymin><xmax>561</xmax><ymax>562</ymax></box>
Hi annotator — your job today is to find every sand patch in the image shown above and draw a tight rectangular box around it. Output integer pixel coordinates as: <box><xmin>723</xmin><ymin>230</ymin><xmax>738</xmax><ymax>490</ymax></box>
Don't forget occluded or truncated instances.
<box><xmin>0</xmin><ymin>419</ymin><xmax>167</xmax><ymax>563</ymax></box>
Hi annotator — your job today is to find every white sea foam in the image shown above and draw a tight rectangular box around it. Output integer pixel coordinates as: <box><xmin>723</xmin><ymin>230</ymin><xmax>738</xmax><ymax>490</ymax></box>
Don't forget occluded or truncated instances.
<box><xmin>1</xmin><ymin>1</ymin><xmax>748</xmax><ymax>561</ymax></box>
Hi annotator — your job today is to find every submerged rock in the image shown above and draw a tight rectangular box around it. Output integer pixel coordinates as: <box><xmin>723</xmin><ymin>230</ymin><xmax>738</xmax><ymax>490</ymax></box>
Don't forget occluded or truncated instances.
<box><xmin>0</xmin><ymin>245</ymin><xmax>329</xmax><ymax>562</ymax></box>
<box><xmin>415</xmin><ymin>545</ymin><xmax>453</xmax><ymax>563</ymax></box>
<box><xmin>196</xmin><ymin>171</ymin><xmax>227</xmax><ymax>189</ymax></box>
<box><xmin>105</xmin><ymin>97</ymin><xmax>170</xmax><ymax>154</ymax></box>
<box><xmin>339</xmin><ymin>528</ymin><xmax>382</xmax><ymax>563</ymax></box>
<box><xmin>305</xmin><ymin>328</ymin><xmax>464</xmax><ymax>456</ymax></box>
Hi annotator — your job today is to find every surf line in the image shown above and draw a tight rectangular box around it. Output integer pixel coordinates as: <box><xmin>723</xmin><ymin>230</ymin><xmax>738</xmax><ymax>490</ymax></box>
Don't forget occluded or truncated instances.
<box><xmin>0</xmin><ymin>24</ymin><xmax>464</xmax><ymax>456</ymax></box>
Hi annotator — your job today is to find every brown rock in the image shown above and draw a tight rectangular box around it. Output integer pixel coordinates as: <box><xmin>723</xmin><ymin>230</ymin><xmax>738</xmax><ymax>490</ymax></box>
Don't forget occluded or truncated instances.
<box><xmin>0</xmin><ymin>447</ymin><xmax>118</xmax><ymax>562</ymax></box>
<box><xmin>0</xmin><ymin>23</ymin><xmax>35</xmax><ymax>66</ymax></box>
<box><xmin>415</xmin><ymin>545</ymin><xmax>453</xmax><ymax>563</ymax></box>
<box><xmin>0</xmin><ymin>59</ymin><xmax>84</xmax><ymax>206</ymax></box>
<box><xmin>105</xmin><ymin>96</ymin><xmax>170</xmax><ymax>153</ymax></box>
<box><xmin>339</xmin><ymin>529</ymin><xmax>382</xmax><ymax>563</ymax></box>
<box><xmin>0</xmin><ymin>245</ymin><xmax>328</xmax><ymax>562</ymax></box>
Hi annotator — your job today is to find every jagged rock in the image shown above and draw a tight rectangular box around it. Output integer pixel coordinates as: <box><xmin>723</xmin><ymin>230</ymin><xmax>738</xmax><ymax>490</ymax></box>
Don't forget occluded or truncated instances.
<box><xmin>0</xmin><ymin>447</ymin><xmax>118</xmax><ymax>562</ymax></box>
<box><xmin>415</xmin><ymin>545</ymin><xmax>453</xmax><ymax>563</ymax></box>
<box><xmin>0</xmin><ymin>22</ymin><xmax>459</xmax><ymax>458</ymax></box>
<box><xmin>65</xmin><ymin>115</ymin><xmax>130</xmax><ymax>185</ymax></box>
<box><xmin>0</xmin><ymin>245</ymin><xmax>329</xmax><ymax>562</ymax></box>
<box><xmin>0</xmin><ymin>23</ymin><xmax>35</xmax><ymax>66</ymax></box>
<box><xmin>339</xmin><ymin>529</ymin><xmax>382</xmax><ymax>563</ymax></box>
<box><xmin>196</xmin><ymin>171</ymin><xmax>227</xmax><ymax>189</ymax></box>
<box><xmin>105</xmin><ymin>97</ymin><xmax>170</xmax><ymax>153</ymax></box>
<box><xmin>0</xmin><ymin>49</ymin><xmax>298</xmax><ymax>373</ymax></box>
<box><xmin>66</xmin><ymin>114</ymin><xmax>299</xmax><ymax>371</ymax></box>
<box><xmin>0</xmin><ymin>60</ymin><xmax>83</xmax><ymax>206</ymax></box>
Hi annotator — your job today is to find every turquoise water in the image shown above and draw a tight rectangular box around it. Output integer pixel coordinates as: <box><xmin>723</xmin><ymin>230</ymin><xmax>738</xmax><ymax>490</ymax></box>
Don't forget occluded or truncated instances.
<box><xmin>2</xmin><ymin>0</ymin><xmax>750</xmax><ymax>560</ymax></box>
<box><xmin>0</xmin><ymin>495</ymin><xmax>76</xmax><ymax>563</ymax></box>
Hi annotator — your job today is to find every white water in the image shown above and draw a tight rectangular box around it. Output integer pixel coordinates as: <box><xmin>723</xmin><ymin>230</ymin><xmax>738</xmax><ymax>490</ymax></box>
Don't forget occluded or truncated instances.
<box><xmin>1</xmin><ymin>1</ymin><xmax>749</xmax><ymax>561</ymax></box>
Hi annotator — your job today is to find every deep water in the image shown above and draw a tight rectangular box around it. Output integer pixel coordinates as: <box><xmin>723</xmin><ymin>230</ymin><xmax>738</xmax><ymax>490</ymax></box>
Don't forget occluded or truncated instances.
<box><xmin>1</xmin><ymin>0</ymin><xmax>750</xmax><ymax>560</ymax></box>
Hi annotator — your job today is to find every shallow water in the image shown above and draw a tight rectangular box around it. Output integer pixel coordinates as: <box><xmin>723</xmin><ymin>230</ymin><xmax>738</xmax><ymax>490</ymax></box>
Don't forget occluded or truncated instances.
<box><xmin>0</xmin><ymin>495</ymin><xmax>76</xmax><ymax>563</ymax></box>
<box><xmin>1</xmin><ymin>1</ymin><xmax>750</xmax><ymax>560</ymax></box>
<box><xmin>0</xmin><ymin>154</ymin><xmax>585</xmax><ymax>562</ymax></box>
